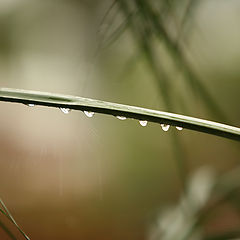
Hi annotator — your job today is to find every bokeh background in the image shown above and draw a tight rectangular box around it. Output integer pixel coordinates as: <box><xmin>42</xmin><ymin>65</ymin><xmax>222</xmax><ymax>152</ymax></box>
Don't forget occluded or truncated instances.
<box><xmin>0</xmin><ymin>0</ymin><xmax>240</xmax><ymax>239</ymax></box>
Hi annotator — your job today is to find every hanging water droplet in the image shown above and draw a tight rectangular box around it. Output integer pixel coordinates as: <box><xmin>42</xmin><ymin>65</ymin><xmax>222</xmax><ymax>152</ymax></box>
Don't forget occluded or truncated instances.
<box><xmin>139</xmin><ymin>120</ymin><xmax>148</xmax><ymax>127</ymax></box>
<box><xmin>176</xmin><ymin>126</ymin><xmax>183</xmax><ymax>131</ymax></box>
<box><xmin>116</xmin><ymin>116</ymin><xmax>127</xmax><ymax>120</ymax></box>
<box><xmin>161</xmin><ymin>124</ymin><xmax>170</xmax><ymax>131</ymax></box>
<box><xmin>84</xmin><ymin>111</ymin><xmax>94</xmax><ymax>118</ymax></box>
<box><xmin>28</xmin><ymin>104</ymin><xmax>35</xmax><ymax>107</ymax></box>
<box><xmin>60</xmin><ymin>108</ymin><xmax>70</xmax><ymax>114</ymax></box>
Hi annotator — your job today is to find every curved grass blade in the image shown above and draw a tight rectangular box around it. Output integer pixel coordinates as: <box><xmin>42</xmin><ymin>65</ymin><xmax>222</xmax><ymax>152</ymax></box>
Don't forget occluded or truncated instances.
<box><xmin>0</xmin><ymin>199</ymin><xmax>30</xmax><ymax>240</ymax></box>
<box><xmin>0</xmin><ymin>88</ymin><xmax>239</xmax><ymax>141</ymax></box>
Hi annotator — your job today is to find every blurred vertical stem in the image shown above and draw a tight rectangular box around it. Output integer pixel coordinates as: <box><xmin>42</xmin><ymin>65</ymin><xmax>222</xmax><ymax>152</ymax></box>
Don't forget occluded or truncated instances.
<box><xmin>115</xmin><ymin>0</ymin><xmax>233</xmax><ymax>191</ymax></box>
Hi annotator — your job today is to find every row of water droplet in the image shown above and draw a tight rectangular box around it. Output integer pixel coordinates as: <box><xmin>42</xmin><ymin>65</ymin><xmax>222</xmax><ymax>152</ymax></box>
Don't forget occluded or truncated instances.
<box><xmin>27</xmin><ymin>104</ymin><xmax>183</xmax><ymax>131</ymax></box>
<box><xmin>115</xmin><ymin>116</ymin><xmax>183</xmax><ymax>131</ymax></box>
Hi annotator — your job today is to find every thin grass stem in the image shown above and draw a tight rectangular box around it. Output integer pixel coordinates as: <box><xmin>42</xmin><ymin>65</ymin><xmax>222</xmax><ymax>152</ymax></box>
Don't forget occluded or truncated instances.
<box><xmin>0</xmin><ymin>88</ymin><xmax>239</xmax><ymax>141</ymax></box>
<box><xmin>0</xmin><ymin>198</ymin><xmax>30</xmax><ymax>240</ymax></box>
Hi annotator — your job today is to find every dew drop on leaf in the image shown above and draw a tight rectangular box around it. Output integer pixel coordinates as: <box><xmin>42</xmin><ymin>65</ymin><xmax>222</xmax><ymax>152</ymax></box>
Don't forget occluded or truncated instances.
<box><xmin>161</xmin><ymin>124</ymin><xmax>170</xmax><ymax>131</ymax></box>
<box><xmin>84</xmin><ymin>111</ymin><xmax>95</xmax><ymax>118</ymax></box>
<box><xmin>116</xmin><ymin>116</ymin><xmax>127</xmax><ymax>120</ymax></box>
<box><xmin>139</xmin><ymin>120</ymin><xmax>148</xmax><ymax>127</ymax></box>
<box><xmin>60</xmin><ymin>108</ymin><xmax>70</xmax><ymax>114</ymax></box>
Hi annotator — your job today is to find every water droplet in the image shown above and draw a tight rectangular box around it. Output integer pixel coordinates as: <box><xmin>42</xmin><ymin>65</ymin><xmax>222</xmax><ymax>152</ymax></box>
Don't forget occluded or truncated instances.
<box><xmin>176</xmin><ymin>126</ymin><xmax>183</xmax><ymax>131</ymax></box>
<box><xmin>60</xmin><ymin>108</ymin><xmax>70</xmax><ymax>114</ymax></box>
<box><xmin>28</xmin><ymin>104</ymin><xmax>35</xmax><ymax>107</ymax></box>
<box><xmin>116</xmin><ymin>116</ymin><xmax>126</xmax><ymax>120</ymax></box>
<box><xmin>84</xmin><ymin>111</ymin><xmax>94</xmax><ymax>118</ymax></box>
<box><xmin>139</xmin><ymin>120</ymin><xmax>148</xmax><ymax>127</ymax></box>
<box><xmin>161</xmin><ymin>124</ymin><xmax>170</xmax><ymax>131</ymax></box>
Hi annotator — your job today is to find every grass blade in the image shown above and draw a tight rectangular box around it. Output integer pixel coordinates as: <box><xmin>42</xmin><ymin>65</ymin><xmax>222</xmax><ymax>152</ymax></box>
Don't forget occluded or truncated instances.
<box><xmin>0</xmin><ymin>199</ymin><xmax>30</xmax><ymax>240</ymax></box>
<box><xmin>0</xmin><ymin>88</ymin><xmax>239</xmax><ymax>141</ymax></box>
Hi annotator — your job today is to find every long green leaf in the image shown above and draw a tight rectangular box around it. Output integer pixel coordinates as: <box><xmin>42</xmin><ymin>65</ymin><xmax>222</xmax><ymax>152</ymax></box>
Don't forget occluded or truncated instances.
<box><xmin>0</xmin><ymin>88</ymin><xmax>239</xmax><ymax>141</ymax></box>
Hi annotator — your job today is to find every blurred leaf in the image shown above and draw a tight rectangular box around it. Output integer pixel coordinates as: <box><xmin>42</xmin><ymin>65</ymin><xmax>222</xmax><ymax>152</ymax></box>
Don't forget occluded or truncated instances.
<box><xmin>116</xmin><ymin>0</ymin><xmax>228</xmax><ymax>122</ymax></box>
<box><xmin>100</xmin><ymin>9</ymin><xmax>136</xmax><ymax>49</ymax></box>
<box><xmin>186</xmin><ymin>167</ymin><xmax>215</xmax><ymax>211</ymax></box>
<box><xmin>149</xmin><ymin>167</ymin><xmax>216</xmax><ymax>240</ymax></box>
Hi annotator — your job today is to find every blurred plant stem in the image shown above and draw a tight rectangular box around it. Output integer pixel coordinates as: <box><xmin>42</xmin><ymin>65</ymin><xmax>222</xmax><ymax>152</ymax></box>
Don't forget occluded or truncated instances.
<box><xmin>116</xmin><ymin>0</ymin><xmax>189</xmax><ymax>190</ymax></box>
<box><xmin>114</xmin><ymin>0</ymin><xmax>235</xmax><ymax>193</ymax></box>
<box><xmin>181</xmin><ymin>167</ymin><xmax>240</xmax><ymax>240</ymax></box>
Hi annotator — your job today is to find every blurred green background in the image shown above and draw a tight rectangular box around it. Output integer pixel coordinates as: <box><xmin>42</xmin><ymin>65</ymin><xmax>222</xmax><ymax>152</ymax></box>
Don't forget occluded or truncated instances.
<box><xmin>0</xmin><ymin>0</ymin><xmax>240</xmax><ymax>239</ymax></box>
